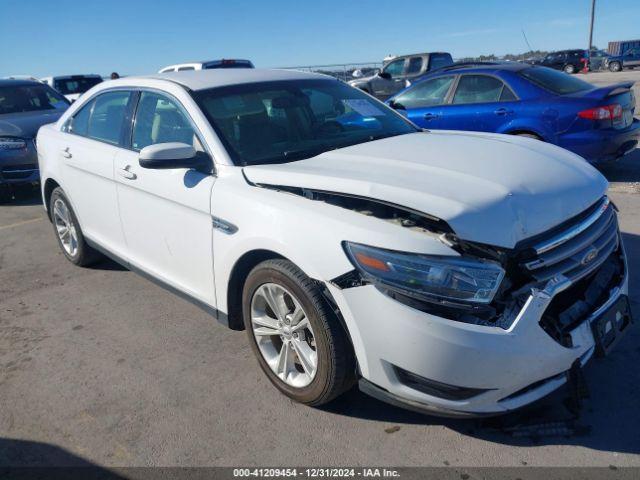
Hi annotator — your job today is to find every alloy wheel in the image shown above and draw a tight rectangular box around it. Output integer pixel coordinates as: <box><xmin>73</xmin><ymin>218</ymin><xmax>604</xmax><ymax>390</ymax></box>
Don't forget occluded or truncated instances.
<box><xmin>250</xmin><ymin>283</ymin><xmax>318</xmax><ymax>388</ymax></box>
<box><xmin>53</xmin><ymin>198</ymin><xmax>79</xmax><ymax>257</ymax></box>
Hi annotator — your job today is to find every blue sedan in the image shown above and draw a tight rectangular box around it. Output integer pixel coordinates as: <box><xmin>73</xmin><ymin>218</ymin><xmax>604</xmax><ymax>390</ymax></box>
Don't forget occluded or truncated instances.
<box><xmin>386</xmin><ymin>63</ymin><xmax>639</xmax><ymax>164</ymax></box>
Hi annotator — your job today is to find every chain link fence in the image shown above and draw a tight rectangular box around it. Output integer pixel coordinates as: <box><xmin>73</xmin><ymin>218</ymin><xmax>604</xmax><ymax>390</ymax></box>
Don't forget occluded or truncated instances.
<box><xmin>279</xmin><ymin>62</ymin><xmax>383</xmax><ymax>82</ymax></box>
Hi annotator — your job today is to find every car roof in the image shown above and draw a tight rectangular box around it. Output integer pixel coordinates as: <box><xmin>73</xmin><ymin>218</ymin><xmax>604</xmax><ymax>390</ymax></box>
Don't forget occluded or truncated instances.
<box><xmin>431</xmin><ymin>62</ymin><xmax>531</xmax><ymax>74</ymax></box>
<box><xmin>0</xmin><ymin>79</ymin><xmax>43</xmax><ymax>87</ymax></box>
<box><xmin>143</xmin><ymin>68</ymin><xmax>329</xmax><ymax>91</ymax></box>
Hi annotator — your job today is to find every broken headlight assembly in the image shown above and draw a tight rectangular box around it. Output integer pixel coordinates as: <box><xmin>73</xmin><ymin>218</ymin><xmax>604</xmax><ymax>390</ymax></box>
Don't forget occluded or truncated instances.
<box><xmin>343</xmin><ymin>242</ymin><xmax>505</xmax><ymax>306</ymax></box>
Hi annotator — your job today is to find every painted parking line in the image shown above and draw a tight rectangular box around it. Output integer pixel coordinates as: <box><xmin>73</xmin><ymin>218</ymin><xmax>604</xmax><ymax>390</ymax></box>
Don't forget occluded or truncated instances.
<box><xmin>0</xmin><ymin>217</ymin><xmax>43</xmax><ymax>230</ymax></box>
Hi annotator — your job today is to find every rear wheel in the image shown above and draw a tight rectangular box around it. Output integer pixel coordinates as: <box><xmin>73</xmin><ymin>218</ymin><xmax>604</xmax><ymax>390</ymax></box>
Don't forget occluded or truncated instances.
<box><xmin>242</xmin><ymin>259</ymin><xmax>356</xmax><ymax>406</ymax></box>
<box><xmin>609</xmin><ymin>61</ymin><xmax>622</xmax><ymax>72</ymax></box>
<box><xmin>563</xmin><ymin>64</ymin><xmax>576</xmax><ymax>74</ymax></box>
<box><xmin>50</xmin><ymin>187</ymin><xmax>102</xmax><ymax>266</ymax></box>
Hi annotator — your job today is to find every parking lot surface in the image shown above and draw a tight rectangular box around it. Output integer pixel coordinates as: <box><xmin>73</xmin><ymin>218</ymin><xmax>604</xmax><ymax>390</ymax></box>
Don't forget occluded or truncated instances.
<box><xmin>1</xmin><ymin>72</ymin><xmax>640</xmax><ymax>468</ymax></box>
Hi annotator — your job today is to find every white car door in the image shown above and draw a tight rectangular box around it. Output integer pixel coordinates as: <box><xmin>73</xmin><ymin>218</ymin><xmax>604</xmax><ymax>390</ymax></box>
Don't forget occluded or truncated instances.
<box><xmin>114</xmin><ymin>90</ymin><xmax>216</xmax><ymax>306</ymax></box>
<box><xmin>57</xmin><ymin>90</ymin><xmax>132</xmax><ymax>258</ymax></box>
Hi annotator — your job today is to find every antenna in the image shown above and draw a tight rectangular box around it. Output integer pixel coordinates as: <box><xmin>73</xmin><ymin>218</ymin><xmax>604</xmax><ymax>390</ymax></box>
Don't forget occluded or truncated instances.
<box><xmin>521</xmin><ymin>29</ymin><xmax>533</xmax><ymax>52</ymax></box>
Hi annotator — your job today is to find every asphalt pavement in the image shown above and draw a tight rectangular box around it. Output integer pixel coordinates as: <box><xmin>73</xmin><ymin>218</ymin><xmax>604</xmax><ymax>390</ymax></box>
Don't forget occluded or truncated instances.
<box><xmin>1</xmin><ymin>71</ymin><xmax>640</xmax><ymax>469</ymax></box>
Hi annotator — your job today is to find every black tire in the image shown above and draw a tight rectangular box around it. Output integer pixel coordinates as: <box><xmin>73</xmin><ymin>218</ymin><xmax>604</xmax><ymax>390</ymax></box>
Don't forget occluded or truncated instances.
<box><xmin>563</xmin><ymin>64</ymin><xmax>576</xmax><ymax>74</ymax></box>
<box><xmin>242</xmin><ymin>259</ymin><xmax>356</xmax><ymax>406</ymax></box>
<box><xmin>609</xmin><ymin>61</ymin><xmax>622</xmax><ymax>72</ymax></box>
<box><xmin>49</xmin><ymin>187</ymin><xmax>102</xmax><ymax>266</ymax></box>
<box><xmin>0</xmin><ymin>185</ymin><xmax>10</xmax><ymax>204</ymax></box>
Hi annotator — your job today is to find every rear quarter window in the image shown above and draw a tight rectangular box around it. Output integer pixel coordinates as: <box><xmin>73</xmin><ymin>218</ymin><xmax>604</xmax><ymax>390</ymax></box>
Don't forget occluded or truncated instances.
<box><xmin>519</xmin><ymin>67</ymin><xmax>592</xmax><ymax>95</ymax></box>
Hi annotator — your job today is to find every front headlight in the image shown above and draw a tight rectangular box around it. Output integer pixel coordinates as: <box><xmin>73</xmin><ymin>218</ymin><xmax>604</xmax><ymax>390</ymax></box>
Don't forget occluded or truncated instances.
<box><xmin>344</xmin><ymin>242</ymin><xmax>505</xmax><ymax>304</ymax></box>
<box><xmin>0</xmin><ymin>137</ymin><xmax>27</xmax><ymax>151</ymax></box>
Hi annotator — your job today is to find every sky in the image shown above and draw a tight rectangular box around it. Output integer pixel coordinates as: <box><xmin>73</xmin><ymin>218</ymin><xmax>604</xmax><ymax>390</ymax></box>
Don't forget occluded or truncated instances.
<box><xmin>2</xmin><ymin>0</ymin><xmax>640</xmax><ymax>78</ymax></box>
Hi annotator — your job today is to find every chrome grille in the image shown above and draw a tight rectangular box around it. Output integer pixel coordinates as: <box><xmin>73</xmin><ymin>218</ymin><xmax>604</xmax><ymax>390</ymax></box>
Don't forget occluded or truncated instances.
<box><xmin>520</xmin><ymin>197</ymin><xmax>619</xmax><ymax>283</ymax></box>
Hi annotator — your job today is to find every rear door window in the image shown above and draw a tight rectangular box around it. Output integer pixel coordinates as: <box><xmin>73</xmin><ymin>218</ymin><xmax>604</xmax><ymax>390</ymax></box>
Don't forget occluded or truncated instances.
<box><xmin>452</xmin><ymin>75</ymin><xmax>508</xmax><ymax>104</ymax></box>
<box><xmin>87</xmin><ymin>91</ymin><xmax>132</xmax><ymax>144</ymax></box>
<box><xmin>406</xmin><ymin>57</ymin><xmax>423</xmax><ymax>75</ymax></box>
<box><xmin>67</xmin><ymin>91</ymin><xmax>132</xmax><ymax>144</ymax></box>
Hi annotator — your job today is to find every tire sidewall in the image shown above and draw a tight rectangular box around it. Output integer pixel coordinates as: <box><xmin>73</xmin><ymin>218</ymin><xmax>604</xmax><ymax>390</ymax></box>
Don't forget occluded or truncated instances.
<box><xmin>242</xmin><ymin>264</ymin><xmax>334</xmax><ymax>404</ymax></box>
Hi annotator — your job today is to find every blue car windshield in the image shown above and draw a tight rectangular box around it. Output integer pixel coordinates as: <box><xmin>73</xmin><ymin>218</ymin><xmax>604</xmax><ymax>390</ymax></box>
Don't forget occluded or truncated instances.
<box><xmin>193</xmin><ymin>79</ymin><xmax>418</xmax><ymax>166</ymax></box>
<box><xmin>519</xmin><ymin>66</ymin><xmax>593</xmax><ymax>95</ymax></box>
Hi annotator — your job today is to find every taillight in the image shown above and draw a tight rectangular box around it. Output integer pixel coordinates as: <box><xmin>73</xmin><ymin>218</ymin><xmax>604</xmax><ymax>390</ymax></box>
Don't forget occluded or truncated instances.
<box><xmin>578</xmin><ymin>104</ymin><xmax>623</xmax><ymax>121</ymax></box>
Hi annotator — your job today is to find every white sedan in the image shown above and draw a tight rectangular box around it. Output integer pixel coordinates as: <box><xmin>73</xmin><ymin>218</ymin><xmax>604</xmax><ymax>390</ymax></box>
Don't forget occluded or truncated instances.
<box><xmin>36</xmin><ymin>69</ymin><xmax>631</xmax><ymax>416</ymax></box>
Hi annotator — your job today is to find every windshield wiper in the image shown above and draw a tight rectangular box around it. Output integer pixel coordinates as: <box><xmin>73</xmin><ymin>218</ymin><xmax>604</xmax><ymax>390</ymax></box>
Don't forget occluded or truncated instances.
<box><xmin>244</xmin><ymin>144</ymin><xmax>335</xmax><ymax>165</ymax></box>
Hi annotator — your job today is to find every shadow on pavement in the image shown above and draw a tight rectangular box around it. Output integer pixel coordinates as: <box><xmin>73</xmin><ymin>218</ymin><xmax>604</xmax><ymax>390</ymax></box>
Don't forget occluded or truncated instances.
<box><xmin>599</xmin><ymin>148</ymin><xmax>640</xmax><ymax>183</ymax></box>
<box><xmin>322</xmin><ymin>232</ymin><xmax>640</xmax><ymax>455</ymax></box>
<box><xmin>0</xmin><ymin>437</ymin><xmax>126</xmax><ymax>478</ymax></box>
<box><xmin>0</xmin><ymin>185</ymin><xmax>42</xmax><ymax>207</ymax></box>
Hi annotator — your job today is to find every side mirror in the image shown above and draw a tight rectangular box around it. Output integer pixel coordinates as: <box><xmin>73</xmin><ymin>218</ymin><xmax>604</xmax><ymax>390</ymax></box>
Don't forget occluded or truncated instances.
<box><xmin>139</xmin><ymin>142</ymin><xmax>210</xmax><ymax>171</ymax></box>
<box><xmin>378</xmin><ymin>71</ymin><xmax>392</xmax><ymax>80</ymax></box>
<box><xmin>388</xmin><ymin>99</ymin><xmax>405</xmax><ymax>110</ymax></box>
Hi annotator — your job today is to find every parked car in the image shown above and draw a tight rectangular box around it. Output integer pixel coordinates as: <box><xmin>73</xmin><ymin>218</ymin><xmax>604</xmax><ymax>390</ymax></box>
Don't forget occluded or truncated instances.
<box><xmin>2</xmin><ymin>75</ymin><xmax>41</xmax><ymax>82</ymax></box>
<box><xmin>0</xmin><ymin>79</ymin><xmax>69</xmax><ymax>196</ymax></box>
<box><xmin>158</xmin><ymin>59</ymin><xmax>254</xmax><ymax>73</ymax></box>
<box><xmin>41</xmin><ymin>75</ymin><xmax>103</xmax><ymax>102</ymax></box>
<box><xmin>605</xmin><ymin>48</ymin><xmax>640</xmax><ymax>72</ymax></box>
<box><xmin>348</xmin><ymin>52</ymin><xmax>453</xmax><ymax>99</ymax></box>
<box><xmin>387</xmin><ymin>63</ymin><xmax>639</xmax><ymax>164</ymax></box>
<box><xmin>533</xmin><ymin>49</ymin><xmax>588</xmax><ymax>74</ymax></box>
<box><xmin>37</xmin><ymin>69</ymin><xmax>631</xmax><ymax>417</ymax></box>
<box><xmin>587</xmin><ymin>49</ymin><xmax>610</xmax><ymax>71</ymax></box>
<box><xmin>607</xmin><ymin>39</ymin><xmax>640</xmax><ymax>56</ymax></box>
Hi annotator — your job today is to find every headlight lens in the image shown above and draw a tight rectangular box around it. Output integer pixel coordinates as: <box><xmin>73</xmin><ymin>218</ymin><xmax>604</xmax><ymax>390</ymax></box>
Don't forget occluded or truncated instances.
<box><xmin>344</xmin><ymin>242</ymin><xmax>505</xmax><ymax>304</ymax></box>
<box><xmin>0</xmin><ymin>137</ymin><xmax>27</xmax><ymax>150</ymax></box>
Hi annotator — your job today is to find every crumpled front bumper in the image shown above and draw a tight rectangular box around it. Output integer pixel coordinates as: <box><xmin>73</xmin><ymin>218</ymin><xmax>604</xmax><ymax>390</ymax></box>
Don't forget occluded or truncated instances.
<box><xmin>328</xmin><ymin>247</ymin><xmax>629</xmax><ymax>417</ymax></box>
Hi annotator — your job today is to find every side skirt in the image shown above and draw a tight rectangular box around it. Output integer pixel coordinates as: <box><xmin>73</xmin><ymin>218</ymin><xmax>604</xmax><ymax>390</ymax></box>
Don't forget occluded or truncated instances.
<box><xmin>85</xmin><ymin>238</ymin><xmax>229</xmax><ymax>328</ymax></box>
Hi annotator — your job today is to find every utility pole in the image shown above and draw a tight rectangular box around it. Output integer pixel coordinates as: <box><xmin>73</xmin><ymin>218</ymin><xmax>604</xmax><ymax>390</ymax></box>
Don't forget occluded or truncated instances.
<box><xmin>588</xmin><ymin>0</ymin><xmax>596</xmax><ymax>54</ymax></box>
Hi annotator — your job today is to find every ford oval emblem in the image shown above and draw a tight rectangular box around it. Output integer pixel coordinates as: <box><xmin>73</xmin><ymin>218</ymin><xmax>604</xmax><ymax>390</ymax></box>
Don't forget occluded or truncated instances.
<box><xmin>581</xmin><ymin>247</ymin><xmax>598</xmax><ymax>266</ymax></box>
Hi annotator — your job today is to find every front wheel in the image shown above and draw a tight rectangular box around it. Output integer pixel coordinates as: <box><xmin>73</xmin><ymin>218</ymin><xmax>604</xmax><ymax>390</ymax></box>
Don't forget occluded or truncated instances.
<box><xmin>609</xmin><ymin>61</ymin><xmax>622</xmax><ymax>72</ymax></box>
<box><xmin>563</xmin><ymin>64</ymin><xmax>576</xmax><ymax>74</ymax></box>
<box><xmin>242</xmin><ymin>259</ymin><xmax>356</xmax><ymax>406</ymax></box>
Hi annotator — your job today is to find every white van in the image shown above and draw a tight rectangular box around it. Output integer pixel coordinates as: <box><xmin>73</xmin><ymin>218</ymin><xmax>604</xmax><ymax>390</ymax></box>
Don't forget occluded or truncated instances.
<box><xmin>158</xmin><ymin>59</ymin><xmax>254</xmax><ymax>73</ymax></box>
<box><xmin>40</xmin><ymin>75</ymin><xmax>103</xmax><ymax>102</ymax></box>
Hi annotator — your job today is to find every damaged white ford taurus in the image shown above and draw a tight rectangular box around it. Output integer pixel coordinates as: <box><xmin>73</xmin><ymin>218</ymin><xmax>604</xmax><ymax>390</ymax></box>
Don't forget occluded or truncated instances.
<box><xmin>36</xmin><ymin>69</ymin><xmax>631</xmax><ymax>417</ymax></box>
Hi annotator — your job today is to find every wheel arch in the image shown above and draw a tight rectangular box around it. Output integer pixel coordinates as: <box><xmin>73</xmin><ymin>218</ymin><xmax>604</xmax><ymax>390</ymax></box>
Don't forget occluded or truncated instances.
<box><xmin>225</xmin><ymin>249</ymin><xmax>287</xmax><ymax>330</ymax></box>
<box><xmin>43</xmin><ymin>178</ymin><xmax>61</xmax><ymax>221</ymax></box>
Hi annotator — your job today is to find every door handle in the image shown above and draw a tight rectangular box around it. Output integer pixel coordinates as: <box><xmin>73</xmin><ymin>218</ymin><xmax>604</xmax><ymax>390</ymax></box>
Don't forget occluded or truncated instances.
<box><xmin>423</xmin><ymin>113</ymin><xmax>439</xmax><ymax>120</ymax></box>
<box><xmin>494</xmin><ymin>108</ymin><xmax>513</xmax><ymax>116</ymax></box>
<box><xmin>61</xmin><ymin>147</ymin><xmax>72</xmax><ymax>159</ymax></box>
<box><xmin>117</xmin><ymin>166</ymin><xmax>137</xmax><ymax>180</ymax></box>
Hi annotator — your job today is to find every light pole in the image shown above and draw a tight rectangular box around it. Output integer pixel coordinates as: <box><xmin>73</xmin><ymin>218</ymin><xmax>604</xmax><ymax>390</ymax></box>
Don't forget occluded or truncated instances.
<box><xmin>588</xmin><ymin>0</ymin><xmax>596</xmax><ymax>54</ymax></box>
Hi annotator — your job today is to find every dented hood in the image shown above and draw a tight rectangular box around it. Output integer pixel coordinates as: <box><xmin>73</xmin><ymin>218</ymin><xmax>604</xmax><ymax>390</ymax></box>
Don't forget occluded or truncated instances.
<box><xmin>243</xmin><ymin>131</ymin><xmax>608</xmax><ymax>248</ymax></box>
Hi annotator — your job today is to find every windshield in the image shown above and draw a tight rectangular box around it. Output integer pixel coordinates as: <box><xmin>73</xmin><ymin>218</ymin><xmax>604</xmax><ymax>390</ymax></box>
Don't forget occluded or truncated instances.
<box><xmin>0</xmin><ymin>84</ymin><xmax>69</xmax><ymax>114</ymax></box>
<box><xmin>53</xmin><ymin>77</ymin><xmax>102</xmax><ymax>95</ymax></box>
<box><xmin>519</xmin><ymin>66</ymin><xmax>593</xmax><ymax>95</ymax></box>
<box><xmin>194</xmin><ymin>79</ymin><xmax>418</xmax><ymax>165</ymax></box>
